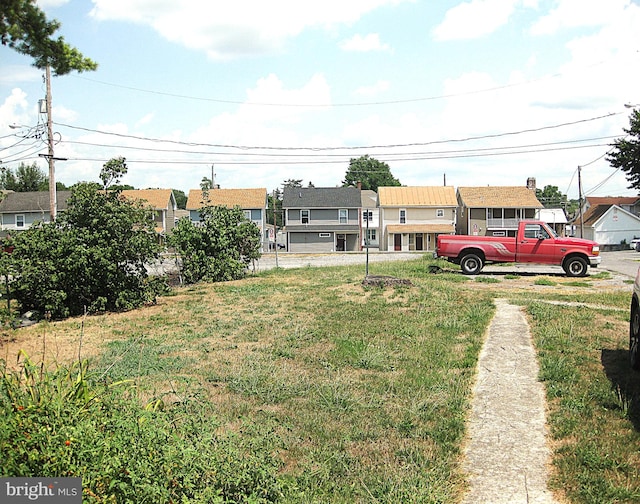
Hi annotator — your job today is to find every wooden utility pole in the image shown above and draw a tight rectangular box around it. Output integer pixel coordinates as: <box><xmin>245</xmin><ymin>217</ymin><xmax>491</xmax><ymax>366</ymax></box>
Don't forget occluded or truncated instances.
<box><xmin>578</xmin><ymin>166</ymin><xmax>584</xmax><ymax>238</ymax></box>
<box><xmin>45</xmin><ymin>64</ymin><xmax>56</xmax><ymax>220</ymax></box>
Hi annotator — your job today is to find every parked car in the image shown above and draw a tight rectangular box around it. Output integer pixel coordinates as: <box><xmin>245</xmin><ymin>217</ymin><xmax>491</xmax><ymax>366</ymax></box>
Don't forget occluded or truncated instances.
<box><xmin>630</xmin><ymin>267</ymin><xmax>640</xmax><ymax>370</ymax></box>
<box><xmin>435</xmin><ymin>220</ymin><xmax>600</xmax><ymax>277</ymax></box>
<box><xmin>631</xmin><ymin>238</ymin><xmax>640</xmax><ymax>251</ymax></box>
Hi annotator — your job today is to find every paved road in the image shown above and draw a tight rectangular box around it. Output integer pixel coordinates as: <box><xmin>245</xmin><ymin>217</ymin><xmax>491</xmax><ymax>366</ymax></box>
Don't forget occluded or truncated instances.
<box><xmin>152</xmin><ymin>249</ymin><xmax>640</xmax><ymax>281</ymax></box>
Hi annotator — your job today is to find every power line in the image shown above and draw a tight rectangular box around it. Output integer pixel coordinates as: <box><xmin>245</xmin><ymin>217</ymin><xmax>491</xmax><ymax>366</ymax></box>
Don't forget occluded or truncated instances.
<box><xmin>58</xmin><ymin>135</ymin><xmax>619</xmax><ymax>159</ymax></box>
<box><xmin>54</xmin><ymin>112</ymin><xmax>620</xmax><ymax>152</ymax></box>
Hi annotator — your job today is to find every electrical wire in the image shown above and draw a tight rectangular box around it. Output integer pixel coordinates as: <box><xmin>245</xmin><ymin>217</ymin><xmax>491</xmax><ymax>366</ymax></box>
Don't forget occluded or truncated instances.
<box><xmin>53</xmin><ymin>112</ymin><xmax>620</xmax><ymax>152</ymax></box>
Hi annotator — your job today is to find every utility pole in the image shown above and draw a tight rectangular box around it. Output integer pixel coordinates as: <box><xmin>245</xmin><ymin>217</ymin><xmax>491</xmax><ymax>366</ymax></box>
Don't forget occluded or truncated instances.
<box><xmin>577</xmin><ymin>166</ymin><xmax>584</xmax><ymax>238</ymax></box>
<box><xmin>45</xmin><ymin>64</ymin><xmax>56</xmax><ymax>220</ymax></box>
<box><xmin>273</xmin><ymin>189</ymin><xmax>279</xmax><ymax>268</ymax></box>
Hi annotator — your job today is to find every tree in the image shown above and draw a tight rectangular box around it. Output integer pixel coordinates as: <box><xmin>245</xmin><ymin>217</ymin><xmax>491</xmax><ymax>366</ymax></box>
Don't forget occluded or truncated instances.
<box><xmin>100</xmin><ymin>156</ymin><xmax>127</xmax><ymax>190</ymax></box>
<box><xmin>173</xmin><ymin>189</ymin><xmax>187</xmax><ymax>209</ymax></box>
<box><xmin>607</xmin><ymin>109</ymin><xmax>640</xmax><ymax>193</ymax></box>
<box><xmin>283</xmin><ymin>179</ymin><xmax>303</xmax><ymax>188</ymax></box>
<box><xmin>535</xmin><ymin>185</ymin><xmax>567</xmax><ymax>208</ymax></box>
<box><xmin>0</xmin><ymin>162</ymin><xmax>46</xmax><ymax>191</ymax></box>
<box><xmin>168</xmin><ymin>205</ymin><xmax>261</xmax><ymax>284</ymax></box>
<box><xmin>342</xmin><ymin>155</ymin><xmax>401</xmax><ymax>191</ymax></box>
<box><xmin>1</xmin><ymin>0</ymin><xmax>97</xmax><ymax>75</ymax></box>
<box><xmin>9</xmin><ymin>182</ymin><xmax>161</xmax><ymax>319</ymax></box>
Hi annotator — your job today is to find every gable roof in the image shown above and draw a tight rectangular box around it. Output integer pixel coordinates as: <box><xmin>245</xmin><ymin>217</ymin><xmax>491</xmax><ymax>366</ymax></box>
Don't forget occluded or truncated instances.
<box><xmin>186</xmin><ymin>188</ymin><xmax>266</xmax><ymax>210</ymax></box>
<box><xmin>457</xmin><ymin>186</ymin><xmax>543</xmax><ymax>208</ymax></box>
<box><xmin>361</xmin><ymin>189</ymin><xmax>377</xmax><ymax>208</ymax></box>
<box><xmin>378</xmin><ymin>186</ymin><xmax>457</xmax><ymax>207</ymax></box>
<box><xmin>586</xmin><ymin>196</ymin><xmax>640</xmax><ymax>207</ymax></box>
<box><xmin>571</xmin><ymin>203</ymin><xmax>640</xmax><ymax>227</ymax></box>
<box><xmin>0</xmin><ymin>191</ymin><xmax>72</xmax><ymax>213</ymax></box>
<box><xmin>121</xmin><ymin>189</ymin><xmax>175</xmax><ymax>210</ymax></box>
<box><xmin>282</xmin><ymin>186</ymin><xmax>361</xmax><ymax>208</ymax></box>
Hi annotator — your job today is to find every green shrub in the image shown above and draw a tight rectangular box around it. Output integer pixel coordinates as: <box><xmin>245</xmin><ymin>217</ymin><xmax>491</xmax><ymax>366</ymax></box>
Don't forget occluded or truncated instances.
<box><xmin>0</xmin><ymin>355</ymin><xmax>284</xmax><ymax>502</ymax></box>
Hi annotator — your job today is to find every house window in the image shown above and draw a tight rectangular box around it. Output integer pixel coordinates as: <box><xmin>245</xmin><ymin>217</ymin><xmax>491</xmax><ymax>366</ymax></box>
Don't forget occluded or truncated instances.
<box><xmin>366</xmin><ymin>229</ymin><xmax>376</xmax><ymax>242</ymax></box>
<box><xmin>339</xmin><ymin>209</ymin><xmax>347</xmax><ymax>224</ymax></box>
<box><xmin>363</xmin><ymin>210</ymin><xmax>373</xmax><ymax>222</ymax></box>
<box><xmin>243</xmin><ymin>210</ymin><xmax>251</xmax><ymax>221</ymax></box>
<box><xmin>16</xmin><ymin>215</ymin><xmax>25</xmax><ymax>228</ymax></box>
<box><xmin>400</xmin><ymin>209</ymin><xmax>406</xmax><ymax>224</ymax></box>
<box><xmin>319</xmin><ymin>233</ymin><xmax>331</xmax><ymax>238</ymax></box>
<box><xmin>301</xmin><ymin>209</ymin><xmax>309</xmax><ymax>224</ymax></box>
<box><xmin>436</xmin><ymin>209</ymin><xmax>444</xmax><ymax>218</ymax></box>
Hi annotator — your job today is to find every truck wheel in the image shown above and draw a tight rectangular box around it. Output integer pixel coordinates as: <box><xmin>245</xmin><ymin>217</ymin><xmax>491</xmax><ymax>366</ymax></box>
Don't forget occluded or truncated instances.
<box><xmin>631</xmin><ymin>300</ymin><xmax>640</xmax><ymax>371</ymax></box>
<box><xmin>563</xmin><ymin>256</ymin><xmax>587</xmax><ymax>277</ymax></box>
<box><xmin>460</xmin><ymin>253</ymin><xmax>483</xmax><ymax>275</ymax></box>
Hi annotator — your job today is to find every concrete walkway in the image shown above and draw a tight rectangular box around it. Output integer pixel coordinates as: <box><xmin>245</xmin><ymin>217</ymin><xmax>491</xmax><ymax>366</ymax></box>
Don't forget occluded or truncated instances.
<box><xmin>462</xmin><ymin>299</ymin><xmax>559</xmax><ymax>504</ymax></box>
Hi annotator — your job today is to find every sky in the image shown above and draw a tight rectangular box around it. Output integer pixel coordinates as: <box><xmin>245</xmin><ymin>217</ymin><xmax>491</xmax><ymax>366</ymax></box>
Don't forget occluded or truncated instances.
<box><xmin>1</xmin><ymin>0</ymin><xmax>639</xmax><ymax>200</ymax></box>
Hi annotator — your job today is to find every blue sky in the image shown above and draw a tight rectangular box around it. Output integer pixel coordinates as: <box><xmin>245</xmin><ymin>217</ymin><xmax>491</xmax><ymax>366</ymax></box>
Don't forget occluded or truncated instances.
<box><xmin>1</xmin><ymin>0</ymin><xmax>639</xmax><ymax>199</ymax></box>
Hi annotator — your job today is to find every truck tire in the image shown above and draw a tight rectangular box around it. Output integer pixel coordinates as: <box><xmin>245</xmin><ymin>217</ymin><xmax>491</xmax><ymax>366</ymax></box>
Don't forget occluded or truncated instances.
<box><xmin>460</xmin><ymin>253</ymin><xmax>483</xmax><ymax>275</ymax></box>
<box><xmin>631</xmin><ymin>299</ymin><xmax>640</xmax><ymax>370</ymax></box>
<box><xmin>563</xmin><ymin>256</ymin><xmax>588</xmax><ymax>277</ymax></box>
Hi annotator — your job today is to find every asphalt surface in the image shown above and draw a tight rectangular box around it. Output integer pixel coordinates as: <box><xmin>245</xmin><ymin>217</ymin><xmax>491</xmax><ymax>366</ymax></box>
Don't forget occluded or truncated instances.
<box><xmin>251</xmin><ymin>249</ymin><xmax>640</xmax><ymax>280</ymax></box>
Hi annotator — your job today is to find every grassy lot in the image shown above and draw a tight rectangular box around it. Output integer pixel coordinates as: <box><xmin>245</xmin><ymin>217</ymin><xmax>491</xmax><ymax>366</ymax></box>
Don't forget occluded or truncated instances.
<box><xmin>2</xmin><ymin>257</ymin><xmax>640</xmax><ymax>503</ymax></box>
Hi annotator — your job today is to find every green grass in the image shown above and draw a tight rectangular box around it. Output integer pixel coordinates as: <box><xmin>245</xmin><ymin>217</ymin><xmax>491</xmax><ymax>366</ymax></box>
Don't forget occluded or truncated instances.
<box><xmin>526</xmin><ymin>301</ymin><xmax>640</xmax><ymax>503</ymax></box>
<box><xmin>2</xmin><ymin>257</ymin><xmax>638</xmax><ymax>503</ymax></box>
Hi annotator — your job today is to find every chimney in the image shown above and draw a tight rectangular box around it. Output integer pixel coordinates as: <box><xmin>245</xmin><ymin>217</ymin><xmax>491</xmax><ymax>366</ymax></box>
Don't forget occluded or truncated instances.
<box><xmin>526</xmin><ymin>177</ymin><xmax>536</xmax><ymax>191</ymax></box>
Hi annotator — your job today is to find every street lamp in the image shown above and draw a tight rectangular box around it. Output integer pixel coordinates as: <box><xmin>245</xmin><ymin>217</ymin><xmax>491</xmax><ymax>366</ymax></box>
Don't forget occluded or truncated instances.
<box><xmin>624</xmin><ymin>103</ymin><xmax>639</xmax><ymax>109</ymax></box>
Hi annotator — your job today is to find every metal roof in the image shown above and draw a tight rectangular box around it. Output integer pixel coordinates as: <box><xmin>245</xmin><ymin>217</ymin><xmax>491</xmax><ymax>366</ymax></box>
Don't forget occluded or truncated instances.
<box><xmin>378</xmin><ymin>186</ymin><xmax>457</xmax><ymax>207</ymax></box>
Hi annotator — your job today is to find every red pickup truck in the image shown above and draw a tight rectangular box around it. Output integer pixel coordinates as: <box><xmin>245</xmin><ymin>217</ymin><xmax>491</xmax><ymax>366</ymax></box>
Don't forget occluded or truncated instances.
<box><xmin>435</xmin><ymin>221</ymin><xmax>601</xmax><ymax>277</ymax></box>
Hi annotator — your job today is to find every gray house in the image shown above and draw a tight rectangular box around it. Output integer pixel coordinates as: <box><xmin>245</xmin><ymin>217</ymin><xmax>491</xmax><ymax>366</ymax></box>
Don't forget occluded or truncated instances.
<box><xmin>0</xmin><ymin>191</ymin><xmax>72</xmax><ymax>232</ymax></box>
<box><xmin>283</xmin><ymin>186</ymin><xmax>361</xmax><ymax>252</ymax></box>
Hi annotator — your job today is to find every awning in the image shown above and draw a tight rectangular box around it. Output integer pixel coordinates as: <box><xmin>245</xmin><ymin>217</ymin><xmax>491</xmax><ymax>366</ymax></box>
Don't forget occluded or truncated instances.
<box><xmin>386</xmin><ymin>224</ymin><xmax>455</xmax><ymax>234</ymax></box>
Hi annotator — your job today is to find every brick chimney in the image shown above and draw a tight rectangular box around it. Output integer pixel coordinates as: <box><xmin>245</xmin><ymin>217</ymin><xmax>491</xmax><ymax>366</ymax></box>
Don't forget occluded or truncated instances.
<box><xmin>526</xmin><ymin>177</ymin><xmax>536</xmax><ymax>191</ymax></box>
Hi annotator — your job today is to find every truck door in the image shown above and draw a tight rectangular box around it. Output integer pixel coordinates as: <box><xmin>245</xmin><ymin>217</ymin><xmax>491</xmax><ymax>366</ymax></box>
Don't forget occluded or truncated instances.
<box><xmin>516</xmin><ymin>223</ymin><xmax>556</xmax><ymax>263</ymax></box>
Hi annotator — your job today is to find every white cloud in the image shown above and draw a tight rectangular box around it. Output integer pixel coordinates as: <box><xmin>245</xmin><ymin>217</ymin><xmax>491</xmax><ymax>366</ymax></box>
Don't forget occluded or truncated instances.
<box><xmin>37</xmin><ymin>0</ymin><xmax>71</xmax><ymax>8</ymax></box>
<box><xmin>89</xmin><ymin>0</ymin><xmax>409</xmax><ymax>59</ymax></box>
<box><xmin>530</xmin><ymin>0</ymin><xmax>633</xmax><ymax>35</ymax></box>
<box><xmin>0</xmin><ymin>66</ymin><xmax>42</xmax><ymax>85</ymax></box>
<box><xmin>0</xmin><ymin>89</ymin><xmax>32</xmax><ymax>134</ymax></box>
<box><xmin>432</xmin><ymin>0</ymin><xmax>519</xmax><ymax>41</ymax></box>
<box><xmin>340</xmin><ymin>34</ymin><xmax>390</xmax><ymax>52</ymax></box>
<box><xmin>354</xmin><ymin>80</ymin><xmax>390</xmax><ymax>97</ymax></box>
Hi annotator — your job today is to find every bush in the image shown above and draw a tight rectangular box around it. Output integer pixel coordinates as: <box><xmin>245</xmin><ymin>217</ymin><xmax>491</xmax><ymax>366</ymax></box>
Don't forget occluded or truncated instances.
<box><xmin>9</xmin><ymin>183</ymin><xmax>161</xmax><ymax>319</ymax></box>
<box><xmin>169</xmin><ymin>204</ymin><xmax>261</xmax><ymax>284</ymax></box>
<box><xmin>0</xmin><ymin>355</ymin><xmax>284</xmax><ymax>502</ymax></box>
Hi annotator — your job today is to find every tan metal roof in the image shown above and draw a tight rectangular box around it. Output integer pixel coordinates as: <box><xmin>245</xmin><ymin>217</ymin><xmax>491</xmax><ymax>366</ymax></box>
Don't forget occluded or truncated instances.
<box><xmin>378</xmin><ymin>186</ymin><xmax>457</xmax><ymax>207</ymax></box>
<box><xmin>387</xmin><ymin>224</ymin><xmax>455</xmax><ymax>233</ymax></box>
<box><xmin>186</xmin><ymin>188</ymin><xmax>266</xmax><ymax>210</ymax></box>
<box><xmin>457</xmin><ymin>186</ymin><xmax>543</xmax><ymax>208</ymax></box>
<box><xmin>121</xmin><ymin>189</ymin><xmax>174</xmax><ymax>210</ymax></box>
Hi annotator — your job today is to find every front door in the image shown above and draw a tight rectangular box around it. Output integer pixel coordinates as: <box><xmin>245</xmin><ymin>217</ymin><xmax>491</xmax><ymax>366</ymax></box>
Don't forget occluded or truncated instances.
<box><xmin>336</xmin><ymin>234</ymin><xmax>346</xmax><ymax>251</ymax></box>
<box><xmin>416</xmin><ymin>234</ymin><xmax>423</xmax><ymax>251</ymax></box>
<box><xmin>394</xmin><ymin>234</ymin><xmax>402</xmax><ymax>251</ymax></box>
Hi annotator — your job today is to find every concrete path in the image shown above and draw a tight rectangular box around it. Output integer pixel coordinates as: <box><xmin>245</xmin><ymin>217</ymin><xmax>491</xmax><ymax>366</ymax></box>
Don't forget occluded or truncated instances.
<box><xmin>462</xmin><ymin>299</ymin><xmax>559</xmax><ymax>504</ymax></box>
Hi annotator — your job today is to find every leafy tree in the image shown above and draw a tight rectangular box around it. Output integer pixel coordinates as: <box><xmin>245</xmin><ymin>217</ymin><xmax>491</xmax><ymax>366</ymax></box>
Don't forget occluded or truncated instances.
<box><xmin>342</xmin><ymin>155</ymin><xmax>401</xmax><ymax>191</ymax></box>
<box><xmin>0</xmin><ymin>162</ymin><xmax>46</xmax><ymax>191</ymax></box>
<box><xmin>1</xmin><ymin>0</ymin><xmax>97</xmax><ymax>75</ymax></box>
<box><xmin>173</xmin><ymin>189</ymin><xmax>187</xmax><ymax>209</ymax></box>
<box><xmin>9</xmin><ymin>182</ymin><xmax>161</xmax><ymax>319</ymax></box>
<box><xmin>535</xmin><ymin>185</ymin><xmax>567</xmax><ymax>208</ymax></box>
<box><xmin>169</xmin><ymin>205</ymin><xmax>261</xmax><ymax>284</ymax></box>
<box><xmin>99</xmin><ymin>156</ymin><xmax>127</xmax><ymax>190</ymax></box>
<box><xmin>607</xmin><ymin>109</ymin><xmax>640</xmax><ymax>192</ymax></box>
<box><xmin>283</xmin><ymin>179</ymin><xmax>303</xmax><ymax>188</ymax></box>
